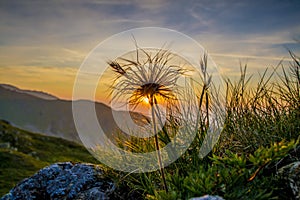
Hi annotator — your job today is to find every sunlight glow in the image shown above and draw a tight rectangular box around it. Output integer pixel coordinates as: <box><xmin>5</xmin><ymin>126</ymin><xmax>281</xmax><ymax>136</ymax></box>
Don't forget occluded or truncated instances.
<box><xmin>143</xmin><ymin>96</ymin><xmax>150</xmax><ymax>104</ymax></box>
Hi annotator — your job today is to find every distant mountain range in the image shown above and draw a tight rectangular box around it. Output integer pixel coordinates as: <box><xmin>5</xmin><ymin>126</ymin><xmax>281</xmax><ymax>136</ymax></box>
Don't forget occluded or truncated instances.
<box><xmin>0</xmin><ymin>84</ymin><xmax>58</xmax><ymax>100</ymax></box>
<box><xmin>0</xmin><ymin>84</ymin><xmax>146</xmax><ymax>144</ymax></box>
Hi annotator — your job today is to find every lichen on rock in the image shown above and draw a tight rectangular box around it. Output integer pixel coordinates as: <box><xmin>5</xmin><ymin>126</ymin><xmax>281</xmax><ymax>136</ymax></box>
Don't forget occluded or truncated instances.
<box><xmin>277</xmin><ymin>161</ymin><xmax>300</xmax><ymax>199</ymax></box>
<box><xmin>1</xmin><ymin>162</ymin><xmax>115</xmax><ymax>200</ymax></box>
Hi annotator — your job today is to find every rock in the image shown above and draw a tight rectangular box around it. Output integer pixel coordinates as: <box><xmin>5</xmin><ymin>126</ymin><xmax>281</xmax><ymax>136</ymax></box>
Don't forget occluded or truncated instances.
<box><xmin>277</xmin><ymin>161</ymin><xmax>300</xmax><ymax>199</ymax></box>
<box><xmin>190</xmin><ymin>195</ymin><xmax>225</xmax><ymax>200</ymax></box>
<box><xmin>1</xmin><ymin>162</ymin><xmax>115</xmax><ymax>200</ymax></box>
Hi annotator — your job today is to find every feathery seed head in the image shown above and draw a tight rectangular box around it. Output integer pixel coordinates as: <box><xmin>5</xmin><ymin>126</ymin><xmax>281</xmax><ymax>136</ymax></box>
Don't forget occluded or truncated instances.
<box><xmin>108</xmin><ymin>48</ymin><xmax>188</xmax><ymax>108</ymax></box>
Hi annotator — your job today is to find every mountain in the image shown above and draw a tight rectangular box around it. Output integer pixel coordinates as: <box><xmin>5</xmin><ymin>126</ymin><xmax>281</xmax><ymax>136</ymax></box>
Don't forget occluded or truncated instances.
<box><xmin>0</xmin><ymin>84</ymin><xmax>146</xmax><ymax>144</ymax></box>
<box><xmin>0</xmin><ymin>84</ymin><xmax>58</xmax><ymax>100</ymax></box>
<box><xmin>0</xmin><ymin>119</ymin><xmax>98</xmax><ymax>196</ymax></box>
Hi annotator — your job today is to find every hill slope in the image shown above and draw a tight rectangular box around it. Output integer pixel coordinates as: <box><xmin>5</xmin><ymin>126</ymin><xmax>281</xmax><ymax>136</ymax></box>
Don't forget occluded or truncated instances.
<box><xmin>0</xmin><ymin>84</ymin><xmax>58</xmax><ymax>100</ymax></box>
<box><xmin>0</xmin><ymin>120</ymin><xmax>99</xmax><ymax>196</ymax></box>
<box><xmin>0</xmin><ymin>84</ymin><xmax>147</xmax><ymax>144</ymax></box>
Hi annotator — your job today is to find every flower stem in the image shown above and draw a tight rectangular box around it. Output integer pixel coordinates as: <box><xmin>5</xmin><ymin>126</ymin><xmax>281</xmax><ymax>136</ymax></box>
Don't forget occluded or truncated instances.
<box><xmin>150</xmin><ymin>96</ymin><xmax>168</xmax><ymax>192</ymax></box>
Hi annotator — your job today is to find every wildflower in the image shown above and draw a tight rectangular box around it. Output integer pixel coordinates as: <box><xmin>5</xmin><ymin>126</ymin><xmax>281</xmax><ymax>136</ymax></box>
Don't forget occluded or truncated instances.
<box><xmin>108</xmin><ymin>47</ymin><xmax>188</xmax><ymax>192</ymax></box>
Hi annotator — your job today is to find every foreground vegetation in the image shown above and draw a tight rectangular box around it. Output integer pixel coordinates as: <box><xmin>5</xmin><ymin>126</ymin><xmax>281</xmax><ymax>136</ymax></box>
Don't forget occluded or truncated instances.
<box><xmin>0</xmin><ymin>120</ymin><xmax>99</xmax><ymax>196</ymax></box>
<box><xmin>113</xmin><ymin>50</ymin><xmax>300</xmax><ymax>199</ymax></box>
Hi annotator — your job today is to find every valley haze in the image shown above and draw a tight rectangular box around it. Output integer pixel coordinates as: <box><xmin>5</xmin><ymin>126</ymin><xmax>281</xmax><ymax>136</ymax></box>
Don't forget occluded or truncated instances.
<box><xmin>0</xmin><ymin>84</ymin><xmax>146</xmax><ymax>145</ymax></box>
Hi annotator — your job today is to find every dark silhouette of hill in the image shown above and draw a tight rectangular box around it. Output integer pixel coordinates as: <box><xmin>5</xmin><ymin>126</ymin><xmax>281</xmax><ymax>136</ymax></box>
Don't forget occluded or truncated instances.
<box><xmin>0</xmin><ymin>84</ymin><xmax>58</xmax><ymax>100</ymax></box>
<box><xmin>0</xmin><ymin>84</ymin><xmax>146</xmax><ymax>143</ymax></box>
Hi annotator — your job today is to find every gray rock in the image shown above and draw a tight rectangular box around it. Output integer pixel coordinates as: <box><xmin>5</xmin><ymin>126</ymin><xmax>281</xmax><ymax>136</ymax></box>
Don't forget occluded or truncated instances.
<box><xmin>1</xmin><ymin>162</ymin><xmax>115</xmax><ymax>200</ymax></box>
<box><xmin>277</xmin><ymin>161</ymin><xmax>300</xmax><ymax>199</ymax></box>
<box><xmin>190</xmin><ymin>195</ymin><xmax>225</xmax><ymax>200</ymax></box>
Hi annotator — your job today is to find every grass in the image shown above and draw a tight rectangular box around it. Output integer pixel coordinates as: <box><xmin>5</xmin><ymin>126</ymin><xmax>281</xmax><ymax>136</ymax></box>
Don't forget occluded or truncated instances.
<box><xmin>0</xmin><ymin>120</ymin><xmax>99</xmax><ymax>196</ymax></box>
<box><xmin>111</xmin><ymin>49</ymin><xmax>300</xmax><ymax>199</ymax></box>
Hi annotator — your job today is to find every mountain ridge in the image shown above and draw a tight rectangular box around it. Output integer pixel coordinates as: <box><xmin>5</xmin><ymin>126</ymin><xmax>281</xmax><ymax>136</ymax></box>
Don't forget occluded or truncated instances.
<box><xmin>0</xmin><ymin>84</ymin><xmax>147</xmax><ymax>144</ymax></box>
<box><xmin>0</xmin><ymin>84</ymin><xmax>59</xmax><ymax>100</ymax></box>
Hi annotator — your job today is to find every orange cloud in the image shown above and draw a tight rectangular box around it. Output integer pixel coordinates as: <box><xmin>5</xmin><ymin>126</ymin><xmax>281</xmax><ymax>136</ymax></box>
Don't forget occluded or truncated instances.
<box><xmin>0</xmin><ymin>66</ymin><xmax>77</xmax><ymax>99</ymax></box>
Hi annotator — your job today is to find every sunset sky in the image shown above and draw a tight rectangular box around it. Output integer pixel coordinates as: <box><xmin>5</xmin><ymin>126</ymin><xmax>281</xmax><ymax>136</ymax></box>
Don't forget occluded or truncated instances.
<box><xmin>0</xmin><ymin>0</ymin><xmax>299</xmax><ymax>101</ymax></box>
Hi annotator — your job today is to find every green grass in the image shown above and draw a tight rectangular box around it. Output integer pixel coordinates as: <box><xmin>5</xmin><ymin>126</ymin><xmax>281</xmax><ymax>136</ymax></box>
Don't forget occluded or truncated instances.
<box><xmin>0</xmin><ymin>120</ymin><xmax>99</xmax><ymax>196</ymax></box>
<box><xmin>112</xmin><ymin>49</ymin><xmax>300</xmax><ymax>199</ymax></box>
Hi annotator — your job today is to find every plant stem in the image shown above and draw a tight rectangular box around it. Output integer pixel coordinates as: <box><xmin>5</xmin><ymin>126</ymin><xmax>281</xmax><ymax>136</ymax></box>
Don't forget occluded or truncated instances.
<box><xmin>150</xmin><ymin>96</ymin><xmax>168</xmax><ymax>192</ymax></box>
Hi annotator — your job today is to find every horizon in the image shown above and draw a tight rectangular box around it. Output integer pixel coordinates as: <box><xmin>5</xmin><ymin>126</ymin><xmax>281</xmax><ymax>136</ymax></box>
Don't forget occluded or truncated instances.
<box><xmin>0</xmin><ymin>82</ymin><xmax>153</xmax><ymax>115</ymax></box>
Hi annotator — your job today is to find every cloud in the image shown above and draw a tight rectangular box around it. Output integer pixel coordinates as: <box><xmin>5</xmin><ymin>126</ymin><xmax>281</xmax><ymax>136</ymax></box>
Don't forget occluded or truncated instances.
<box><xmin>191</xmin><ymin>27</ymin><xmax>300</xmax><ymax>73</ymax></box>
<box><xmin>0</xmin><ymin>45</ymin><xmax>86</xmax><ymax>68</ymax></box>
<box><xmin>0</xmin><ymin>0</ymin><xmax>299</xmax><ymax>100</ymax></box>
<box><xmin>0</xmin><ymin>65</ymin><xmax>77</xmax><ymax>99</ymax></box>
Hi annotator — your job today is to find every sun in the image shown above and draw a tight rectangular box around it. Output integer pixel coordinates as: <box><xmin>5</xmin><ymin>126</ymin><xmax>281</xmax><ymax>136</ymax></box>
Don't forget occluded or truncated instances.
<box><xmin>143</xmin><ymin>96</ymin><xmax>149</xmax><ymax>104</ymax></box>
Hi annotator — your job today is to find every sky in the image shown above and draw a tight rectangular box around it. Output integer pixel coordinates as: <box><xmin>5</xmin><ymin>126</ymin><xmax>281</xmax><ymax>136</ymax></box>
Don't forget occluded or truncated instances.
<box><xmin>0</xmin><ymin>0</ymin><xmax>299</xmax><ymax>101</ymax></box>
